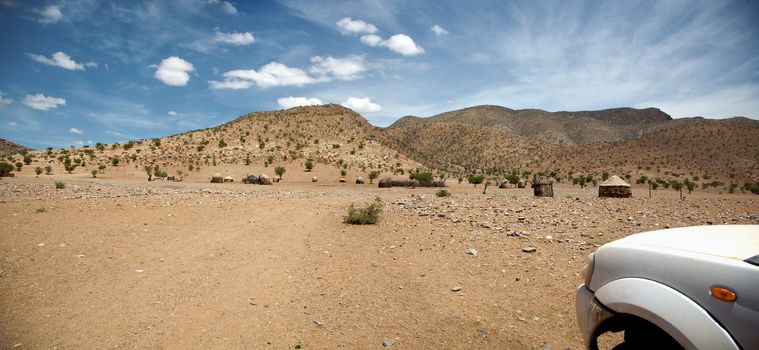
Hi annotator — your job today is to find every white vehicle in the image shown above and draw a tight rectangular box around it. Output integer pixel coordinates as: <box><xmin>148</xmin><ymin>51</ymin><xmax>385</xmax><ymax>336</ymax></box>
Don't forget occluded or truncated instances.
<box><xmin>575</xmin><ymin>225</ymin><xmax>759</xmax><ymax>349</ymax></box>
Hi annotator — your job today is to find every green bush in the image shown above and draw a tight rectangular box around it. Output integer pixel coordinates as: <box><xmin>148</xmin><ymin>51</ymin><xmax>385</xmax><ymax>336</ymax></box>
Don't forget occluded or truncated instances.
<box><xmin>468</xmin><ymin>174</ymin><xmax>485</xmax><ymax>186</ymax></box>
<box><xmin>436</xmin><ymin>189</ymin><xmax>451</xmax><ymax>197</ymax></box>
<box><xmin>54</xmin><ymin>181</ymin><xmax>65</xmax><ymax>189</ymax></box>
<box><xmin>343</xmin><ymin>197</ymin><xmax>383</xmax><ymax>225</ymax></box>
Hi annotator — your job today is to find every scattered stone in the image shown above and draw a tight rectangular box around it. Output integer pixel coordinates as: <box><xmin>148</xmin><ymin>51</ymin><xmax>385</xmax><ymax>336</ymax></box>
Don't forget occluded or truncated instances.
<box><xmin>383</xmin><ymin>339</ymin><xmax>395</xmax><ymax>348</ymax></box>
<box><xmin>313</xmin><ymin>320</ymin><xmax>323</xmax><ymax>326</ymax></box>
<box><xmin>135</xmin><ymin>269</ymin><xmax>144</xmax><ymax>273</ymax></box>
<box><xmin>451</xmin><ymin>286</ymin><xmax>461</xmax><ymax>292</ymax></box>
<box><xmin>522</xmin><ymin>247</ymin><xmax>537</xmax><ymax>253</ymax></box>
<box><xmin>36</xmin><ymin>243</ymin><xmax>45</xmax><ymax>247</ymax></box>
<box><xmin>478</xmin><ymin>327</ymin><xmax>489</xmax><ymax>334</ymax></box>
<box><xmin>465</xmin><ymin>248</ymin><xmax>478</xmax><ymax>256</ymax></box>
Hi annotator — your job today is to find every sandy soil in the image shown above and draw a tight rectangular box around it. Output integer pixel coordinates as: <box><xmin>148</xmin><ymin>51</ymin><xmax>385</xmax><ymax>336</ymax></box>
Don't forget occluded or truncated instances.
<box><xmin>1</xmin><ymin>175</ymin><xmax>757</xmax><ymax>349</ymax></box>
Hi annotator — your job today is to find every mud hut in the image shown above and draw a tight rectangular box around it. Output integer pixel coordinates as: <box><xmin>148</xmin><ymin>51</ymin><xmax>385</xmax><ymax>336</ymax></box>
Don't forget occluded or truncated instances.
<box><xmin>223</xmin><ymin>176</ymin><xmax>234</xmax><ymax>183</ymax></box>
<box><xmin>378</xmin><ymin>178</ymin><xmax>393</xmax><ymax>188</ymax></box>
<box><xmin>517</xmin><ymin>180</ymin><xmax>526</xmax><ymax>188</ymax></box>
<box><xmin>210</xmin><ymin>173</ymin><xmax>223</xmax><ymax>183</ymax></box>
<box><xmin>355</xmin><ymin>176</ymin><xmax>365</xmax><ymax>184</ymax></box>
<box><xmin>258</xmin><ymin>173</ymin><xmax>272</xmax><ymax>185</ymax></box>
<box><xmin>312</xmin><ymin>176</ymin><xmax>318</xmax><ymax>182</ymax></box>
<box><xmin>532</xmin><ymin>176</ymin><xmax>553</xmax><ymax>197</ymax></box>
<box><xmin>598</xmin><ymin>175</ymin><xmax>632</xmax><ymax>198</ymax></box>
<box><xmin>498</xmin><ymin>181</ymin><xmax>511</xmax><ymax>189</ymax></box>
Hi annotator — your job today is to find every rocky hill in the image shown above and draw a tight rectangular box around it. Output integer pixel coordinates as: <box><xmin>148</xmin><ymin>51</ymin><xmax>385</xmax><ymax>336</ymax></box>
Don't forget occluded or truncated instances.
<box><xmin>0</xmin><ymin>138</ymin><xmax>31</xmax><ymax>157</ymax></box>
<box><xmin>388</xmin><ymin>105</ymin><xmax>673</xmax><ymax>145</ymax></box>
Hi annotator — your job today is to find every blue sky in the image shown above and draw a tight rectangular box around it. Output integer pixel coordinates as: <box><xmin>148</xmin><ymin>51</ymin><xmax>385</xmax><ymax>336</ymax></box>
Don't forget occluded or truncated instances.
<box><xmin>1</xmin><ymin>0</ymin><xmax>758</xmax><ymax>149</ymax></box>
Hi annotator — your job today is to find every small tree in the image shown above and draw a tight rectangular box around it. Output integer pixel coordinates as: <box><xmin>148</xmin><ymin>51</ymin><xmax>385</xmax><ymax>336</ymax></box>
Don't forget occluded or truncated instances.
<box><xmin>91</xmin><ymin>169</ymin><xmax>98</xmax><ymax>178</ymax></box>
<box><xmin>23</xmin><ymin>155</ymin><xmax>32</xmax><ymax>165</ymax></box>
<box><xmin>218</xmin><ymin>139</ymin><xmax>227</xmax><ymax>148</ymax></box>
<box><xmin>35</xmin><ymin>166</ymin><xmax>43</xmax><ymax>177</ymax></box>
<box><xmin>98</xmin><ymin>164</ymin><xmax>106</xmax><ymax>174</ymax></box>
<box><xmin>602</xmin><ymin>171</ymin><xmax>609</xmax><ymax>181</ymax></box>
<box><xmin>340</xmin><ymin>169</ymin><xmax>347</xmax><ymax>177</ymax></box>
<box><xmin>368</xmin><ymin>170</ymin><xmax>380</xmax><ymax>184</ymax></box>
<box><xmin>0</xmin><ymin>162</ymin><xmax>13</xmax><ymax>177</ymax></box>
<box><xmin>671</xmin><ymin>180</ymin><xmax>683</xmax><ymax>200</ymax></box>
<box><xmin>45</xmin><ymin>165</ymin><xmax>52</xmax><ymax>175</ymax></box>
<box><xmin>685</xmin><ymin>180</ymin><xmax>696</xmax><ymax>194</ymax></box>
<box><xmin>15</xmin><ymin>162</ymin><xmax>22</xmax><ymax>171</ymax></box>
<box><xmin>468</xmin><ymin>174</ymin><xmax>485</xmax><ymax>187</ymax></box>
<box><xmin>111</xmin><ymin>158</ymin><xmax>119</xmax><ymax>166</ymax></box>
<box><xmin>144</xmin><ymin>165</ymin><xmax>153</xmax><ymax>181</ymax></box>
<box><xmin>305</xmin><ymin>160</ymin><xmax>314</xmax><ymax>172</ymax></box>
<box><xmin>275</xmin><ymin>166</ymin><xmax>286</xmax><ymax>180</ymax></box>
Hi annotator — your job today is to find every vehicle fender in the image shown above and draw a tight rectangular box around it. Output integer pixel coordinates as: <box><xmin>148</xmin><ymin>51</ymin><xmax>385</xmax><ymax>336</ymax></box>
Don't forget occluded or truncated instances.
<box><xmin>595</xmin><ymin>278</ymin><xmax>738</xmax><ymax>350</ymax></box>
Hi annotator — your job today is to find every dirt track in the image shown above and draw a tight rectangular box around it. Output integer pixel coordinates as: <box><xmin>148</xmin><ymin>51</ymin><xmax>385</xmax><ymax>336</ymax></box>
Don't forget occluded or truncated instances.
<box><xmin>2</xmin><ymin>177</ymin><xmax>758</xmax><ymax>349</ymax></box>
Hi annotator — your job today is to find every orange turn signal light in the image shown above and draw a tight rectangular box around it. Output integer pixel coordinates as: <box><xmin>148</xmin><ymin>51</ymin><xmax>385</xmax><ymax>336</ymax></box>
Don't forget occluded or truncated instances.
<box><xmin>711</xmin><ymin>287</ymin><xmax>737</xmax><ymax>302</ymax></box>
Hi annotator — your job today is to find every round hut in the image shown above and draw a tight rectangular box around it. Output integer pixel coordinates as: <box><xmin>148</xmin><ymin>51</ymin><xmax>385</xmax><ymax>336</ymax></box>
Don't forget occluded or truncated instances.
<box><xmin>517</xmin><ymin>180</ymin><xmax>526</xmax><ymax>188</ymax></box>
<box><xmin>378</xmin><ymin>178</ymin><xmax>393</xmax><ymax>188</ymax></box>
<box><xmin>223</xmin><ymin>176</ymin><xmax>234</xmax><ymax>183</ymax></box>
<box><xmin>210</xmin><ymin>173</ymin><xmax>223</xmax><ymax>183</ymax></box>
<box><xmin>355</xmin><ymin>176</ymin><xmax>365</xmax><ymax>184</ymax></box>
<box><xmin>598</xmin><ymin>175</ymin><xmax>632</xmax><ymax>198</ymax></box>
<box><xmin>532</xmin><ymin>176</ymin><xmax>554</xmax><ymax>197</ymax></box>
<box><xmin>312</xmin><ymin>176</ymin><xmax>318</xmax><ymax>182</ymax></box>
<box><xmin>258</xmin><ymin>173</ymin><xmax>272</xmax><ymax>185</ymax></box>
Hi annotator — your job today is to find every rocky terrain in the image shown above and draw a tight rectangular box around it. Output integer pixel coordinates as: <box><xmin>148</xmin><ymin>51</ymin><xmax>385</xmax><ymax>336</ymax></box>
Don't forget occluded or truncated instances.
<box><xmin>0</xmin><ymin>138</ymin><xmax>30</xmax><ymax>157</ymax></box>
<box><xmin>1</xmin><ymin>176</ymin><xmax>757</xmax><ymax>349</ymax></box>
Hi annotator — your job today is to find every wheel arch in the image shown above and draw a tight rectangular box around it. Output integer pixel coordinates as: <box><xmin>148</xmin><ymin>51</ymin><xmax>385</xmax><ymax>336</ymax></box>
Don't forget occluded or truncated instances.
<box><xmin>594</xmin><ymin>277</ymin><xmax>738</xmax><ymax>350</ymax></box>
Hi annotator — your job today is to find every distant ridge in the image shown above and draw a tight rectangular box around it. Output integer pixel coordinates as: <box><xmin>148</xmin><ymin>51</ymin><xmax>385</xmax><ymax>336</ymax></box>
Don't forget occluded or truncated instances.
<box><xmin>388</xmin><ymin>105</ymin><xmax>673</xmax><ymax>144</ymax></box>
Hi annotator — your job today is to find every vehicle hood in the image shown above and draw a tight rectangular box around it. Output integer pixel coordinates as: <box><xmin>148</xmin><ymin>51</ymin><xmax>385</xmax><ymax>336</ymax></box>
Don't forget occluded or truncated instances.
<box><xmin>607</xmin><ymin>225</ymin><xmax>759</xmax><ymax>260</ymax></box>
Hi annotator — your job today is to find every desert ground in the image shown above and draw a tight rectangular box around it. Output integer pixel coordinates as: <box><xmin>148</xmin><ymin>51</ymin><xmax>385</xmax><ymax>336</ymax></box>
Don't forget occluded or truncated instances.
<box><xmin>2</xmin><ymin>174</ymin><xmax>758</xmax><ymax>349</ymax></box>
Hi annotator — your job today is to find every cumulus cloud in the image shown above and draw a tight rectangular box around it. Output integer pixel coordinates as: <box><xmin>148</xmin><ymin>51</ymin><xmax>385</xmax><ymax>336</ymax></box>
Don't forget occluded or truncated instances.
<box><xmin>22</xmin><ymin>93</ymin><xmax>66</xmax><ymax>110</ymax></box>
<box><xmin>214</xmin><ymin>31</ymin><xmax>255</xmax><ymax>45</ymax></box>
<box><xmin>380</xmin><ymin>34</ymin><xmax>425</xmax><ymax>56</ymax></box>
<box><xmin>431</xmin><ymin>25</ymin><xmax>448</xmax><ymax>35</ymax></box>
<box><xmin>0</xmin><ymin>91</ymin><xmax>12</xmax><ymax>106</ymax></box>
<box><xmin>154</xmin><ymin>56</ymin><xmax>195</xmax><ymax>86</ymax></box>
<box><xmin>359</xmin><ymin>33</ymin><xmax>424</xmax><ymax>56</ymax></box>
<box><xmin>309</xmin><ymin>55</ymin><xmax>365</xmax><ymax>80</ymax></box>
<box><xmin>341</xmin><ymin>97</ymin><xmax>381</xmax><ymax>113</ymax></box>
<box><xmin>360</xmin><ymin>34</ymin><xmax>382</xmax><ymax>46</ymax></box>
<box><xmin>277</xmin><ymin>96</ymin><xmax>323</xmax><ymax>109</ymax></box>
<box><xmin>69</xmin><ymin>127</ymin><xmax>83</xmax><ymax>134</ymax></box>
<box><xmin>38</xmin><ymin>5</ymin><xmax>62</xmax><ymax>24</ymax></box>
<box><xmin>168</xmin><ymin>111</ymin><xmax>178</xmax><ymax>116</ymax></box>
<box><xmin>210</xmin><ymin>62</ymin><xmax>315</xmax><ymax>89</ymax></box>
<box><xmin>28</xmin><ymin>51</ymin><xmax>96</xmax><ymax>70</ymax></box>
<box><xmin>336</xmin><ymin>17</ymin><xmax>377</xmax><ymax>35</ymax></box>
<box><xmin>7</xmin><ymin>122</ymin><xmax>18</xmax><ymax>127</ymax></box>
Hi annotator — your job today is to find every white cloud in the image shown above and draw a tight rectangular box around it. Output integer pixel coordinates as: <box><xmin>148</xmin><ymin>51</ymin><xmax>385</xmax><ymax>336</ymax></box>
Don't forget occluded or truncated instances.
<box><xmin>38</xmin><ymin>5</ymin><xmax>62</xmax><ymax>24</ymax></box>
<box><xmin>22</xmin><ymin>94</ymin><xmax>66</xmax><ymax>111</ymax></box>
<box><xmin>7</xmin><ymin>122</ymin><xmax>18</xmax><ymax>127</ymax></box>
<box><xmin>277</xmin><ymin>96</ymin><xmax>323</xmax><ymax>109</ymax></box>
<box><xmin>210</xmin><ymin>62</ymin><xmax>315</xmax><ymax>89</ymax></box>
<box><xmin>359</xmin><ymin>33</ymin><xmax>425</xmax><ymax>56</ymax></box>
<box><xmin>168</xmin><ymin>111</ymin><xmax>178</xmax><ymax>116</ymax></box>
<box><xmin>69</xmin><ymin>127</ymin><xmax>83</xmax><ymax>134</ymax></box>
<box><xmin>341</xmin><ymin>97</ymin><xmax>381</xmax><ymax>113</ymax></box>
<box><xmin>214</xmin><ymin>31</ymin><xmax>255</xmax><ymax>45</ymax></box>
<box><xmin>220</xmin><ymin>1</ymin><xmax>237</xmax><ymax>14</ymax></box>
<box><xmin>360</xmin><ymin>34</ymin><xmax>382</xmax><ymax>46</ymax></box>
<box><xmin>336</xmin><ymin>17</ymin><xmax>377</xmax><ymax>35</ymax></box>
<box><xmin>154</xmin><ymin>56</ymin><xmax>195</xmax><ymax>86</ymax></box>
<box><xmin>380</xmin><ymin>34</ymin><xmax>424</xmax><ymax>56</ymax></box>
<box><xmin>105</xmin><ymin>130</ymin><xmax>126</xmax><ymax>137</ymax></box>
<box><xmin>28</xmin><ymin>51</ymin><xmax>95</xmax><ymax>71</ymax></box>
<box><xmin>309</xmin><ymin>55</ymin><xmax>365</xmax><ymax>80</ymax></box>
<box><xmin>0</xmin><ymin>91</ymin><xmax>12</xmax><ymax>106</ymax></box>
<box><xmin>431</xmin><ymin>25</ymin><xmax>448</xmax><ymax>35</ymax></box>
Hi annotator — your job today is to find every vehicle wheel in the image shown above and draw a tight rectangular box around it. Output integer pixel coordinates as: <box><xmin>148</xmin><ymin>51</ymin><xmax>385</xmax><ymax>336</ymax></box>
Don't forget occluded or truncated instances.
<box><xmin>612</xmin><ymin>318</ymin><xmax>683</xmax><ymax>350</ymax></box>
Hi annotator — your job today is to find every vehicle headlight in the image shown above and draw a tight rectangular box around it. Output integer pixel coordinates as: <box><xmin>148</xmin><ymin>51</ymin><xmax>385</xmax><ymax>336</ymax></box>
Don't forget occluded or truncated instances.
<box><xmin>581</xmin><ymin>252</ymin><xmax>595</xmax><ymax>286</ymax></box>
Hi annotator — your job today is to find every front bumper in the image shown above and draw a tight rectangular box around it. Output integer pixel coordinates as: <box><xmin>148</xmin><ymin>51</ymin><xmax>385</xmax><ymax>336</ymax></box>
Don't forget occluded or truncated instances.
<box><xmin>575</xmin><ymin>284</ymin><xmax>615</xmax><ymax>348</ymax></box>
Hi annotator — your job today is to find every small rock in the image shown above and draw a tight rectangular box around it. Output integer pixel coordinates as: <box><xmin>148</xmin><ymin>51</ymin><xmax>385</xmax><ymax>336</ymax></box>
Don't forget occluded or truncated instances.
<box><xmin>383</xmin><ymin>339</ymin><xmax>395</xmax><ymax>348</ymax></box>
<box><xmin>478</xmin><ymin>327</ymin><xmax>489</xmax><ymax>334</ymax></box>
<box><xmin>451</xmin><ymin>286</ymin><xmax>461</xmax><ymax>292</ymax></box>
<box><xmin>313</xmin><ymin>320</ymin><xmax>323</xmax><ymax>326</ymax></box>
<box><xmin>37</xmin><ymin>243</ymin><xmax>45</xmax><ymax>247</ymax></box>
<box><xmin>135</xmin><ymin>269</ymin><xmax>145</xmax><ymax>273</ymax></box>
<box><xmin>522</xmin><ymin>247</ymin><xmax>537</xmax><ymax>253</ymax></box>
<box><xmin>14</xmin><ymin>344</ymin><xmax>22</xmax><ymax>348</ymax></box>
<box><xmin>465</xmin><ymin>248</ymin><xmax>478</xmax><ymax>256</ymax></box>
<box><xmin>545</xmin><ymin>235</ymin><xmax>552</xmax><ymax>240</ymax></box>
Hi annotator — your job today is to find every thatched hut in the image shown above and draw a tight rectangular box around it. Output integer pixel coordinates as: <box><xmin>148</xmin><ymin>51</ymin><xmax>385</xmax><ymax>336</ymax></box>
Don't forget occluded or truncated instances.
<box><xmin>223</xmin><ymin>176</ymin><xmax>234</xmax><ymax>183</ymax></box>
<box><xmin>312</xmin><ymin>176</ymin><xmax>318</xmax><ymax>182</ymax></box>
<box><xmin>258</xmin><ymin>173</ymin><xmax>272</xmax><ymax>185</ymax></box>
<box><xmin>210</xmin><ymin>173</ymin><xmax>223</xmax><ymax>183</ymax></box>
<box><xmin>599</xmin><ymin>175</ymin><xmax>632</xmax><ymax>198</ymax></box>
<box><xmin>355</xmin><ymin>176</ymin><xmax>365</xmax><ymax>184</ymax></box>
<box><xmin>532</xmin><ymin>176</ymin><xmax>553</xmax><ymax>197</ymax></box>
<box><xmin>339</xmin><ymin>177</ymin><xmax>346</xmax><ymax>183</ymax></box>
<box><xmin>499</xmin><ymin>181</ymin><xmax>511</xmax><ymax>189</ymax></box>
<box><xmin>517</xmin><ymin>180</ymin><xmax>526</xmax><ymax>188</ymax></box>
